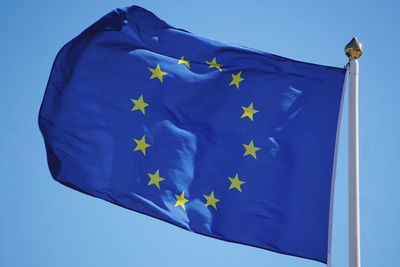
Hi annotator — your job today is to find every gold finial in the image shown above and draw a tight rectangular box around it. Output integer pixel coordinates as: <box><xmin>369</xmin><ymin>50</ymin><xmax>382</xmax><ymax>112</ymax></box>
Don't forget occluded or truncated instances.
<box><xmin>345</xmin><ymin>37</ymin><xmax>363</xmax><ymax>59</ymax></box>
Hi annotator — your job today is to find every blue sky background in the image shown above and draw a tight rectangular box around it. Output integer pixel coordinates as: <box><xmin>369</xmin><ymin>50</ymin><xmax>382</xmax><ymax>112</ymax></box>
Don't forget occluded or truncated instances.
<box><xmin>1</xmin><ymin>0</ymin><xmax>399</xmax><ymax>266</ymax></box>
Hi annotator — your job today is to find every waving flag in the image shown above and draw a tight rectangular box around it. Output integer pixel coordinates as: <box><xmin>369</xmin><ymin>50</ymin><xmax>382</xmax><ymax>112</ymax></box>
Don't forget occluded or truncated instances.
<box><xmin>39</xmin><ymin>5</ymin><xmax>346</xmax><ymax>263</ymax></box>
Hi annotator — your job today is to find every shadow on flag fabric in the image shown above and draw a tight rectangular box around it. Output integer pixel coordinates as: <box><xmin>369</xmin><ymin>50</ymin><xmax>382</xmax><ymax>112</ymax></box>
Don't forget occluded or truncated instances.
<box><xmin>39</xmin><ymin>5</ymin><xmax>346</xmax><ymax>264</ymax></box>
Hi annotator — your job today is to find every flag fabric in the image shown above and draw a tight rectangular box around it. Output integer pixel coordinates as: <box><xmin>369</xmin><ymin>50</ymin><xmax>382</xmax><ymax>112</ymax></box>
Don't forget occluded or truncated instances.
<box><xmin>39</xmin><ymin>5</ymin><xmax>346</xmax><ymax>263</ymax></box>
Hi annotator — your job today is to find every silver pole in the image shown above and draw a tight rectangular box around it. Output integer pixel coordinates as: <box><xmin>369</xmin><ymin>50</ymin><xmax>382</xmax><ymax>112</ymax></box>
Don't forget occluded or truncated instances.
<box><xmin>345</xmin><ymin>37</ymin><xmax>363</xmax><ymax>267</ymax></box>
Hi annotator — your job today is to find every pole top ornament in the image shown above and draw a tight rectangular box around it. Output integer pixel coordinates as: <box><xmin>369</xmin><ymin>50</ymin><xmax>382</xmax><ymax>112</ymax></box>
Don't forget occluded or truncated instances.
<box><xmin>345</xmin><ymin>37</ymin><xmax>363</xmax><ymax>59</ymax></box>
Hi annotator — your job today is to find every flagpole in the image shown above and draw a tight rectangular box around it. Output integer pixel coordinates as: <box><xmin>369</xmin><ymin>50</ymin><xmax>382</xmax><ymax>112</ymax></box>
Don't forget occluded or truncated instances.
<box><xmin>345</xmin><ymin>37</ymin><xmax>363</xmax><ymax>267</ymax></box>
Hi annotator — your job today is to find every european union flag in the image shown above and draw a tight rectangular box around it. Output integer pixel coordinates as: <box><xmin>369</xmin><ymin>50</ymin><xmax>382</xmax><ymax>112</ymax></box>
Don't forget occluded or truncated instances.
<box><xmin>39</xmin><ymin>6</ymin><xmax>346</xmax><ymax>264</ymax></box>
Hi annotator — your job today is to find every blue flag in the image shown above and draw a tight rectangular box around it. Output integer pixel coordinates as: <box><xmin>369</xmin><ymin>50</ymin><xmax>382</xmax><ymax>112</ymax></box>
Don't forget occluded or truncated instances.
<box><xmin>39</xmin><ymin>6</ymin><xmax>345</xmax><ymax>263</ymax></box>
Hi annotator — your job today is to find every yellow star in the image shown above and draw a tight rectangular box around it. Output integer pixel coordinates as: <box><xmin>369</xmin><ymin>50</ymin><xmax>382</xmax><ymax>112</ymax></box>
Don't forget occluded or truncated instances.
<box><xmin>147</xmin><ymin>170</ymin><xmax>165</xmax><ymax>189</ymax></box>
<box><xmin>174</xmin><ymin>191</ymin><xmax>189</xmax><ymax>210</ymax></box>
<box><xmin>241</xmin><ymin>102</ymin><xmax>259</xmax><ymax>121</ymax></box>
<box><xmin>229</xmin><ymin>71</ymin><xmax>244</xmax><ymax>89</ymax></box>
<box><xmin>228</xmin><ymin>173</ymin><xmax>246</xmax><ymax>192</ymax></box>
<box><xmin>178</xmin><ymin>56</ymin><xmax>190</xmax><ymax>68</ymax></box>
<box><xmin>131</xmin><ymin>95</ymin><xmax>149</xmax><ymax>115</ymax></box>
<box><xmin>205</xmin><ymin>57</ymin><xmax>223</xmax><ymax>71</ymax></box>
<box><xmin>203</xmin><ymin>191</ymin><xmax>220</xmax><ymax>210</ymax></box>
<box><xmin>243</xmin><ymin>140</ymin><xmax>261</xmax><ymax>159</ymax></box>
<box><xmin>134</xmin><ymin>135</ymin><xmax>151</xmax><ymax>155</ymax></box>
<box><xmin>148</xmin><ymin>64</ymin><xmax>168</xmax><ymax>83</ymax></box>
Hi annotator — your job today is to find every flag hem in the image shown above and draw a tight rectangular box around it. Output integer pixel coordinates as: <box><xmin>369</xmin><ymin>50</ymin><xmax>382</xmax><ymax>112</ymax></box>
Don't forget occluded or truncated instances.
<box><xmin>326</xmin><ymin>70</ymin><xmax>347</xmax><ymax>267</ymax></box>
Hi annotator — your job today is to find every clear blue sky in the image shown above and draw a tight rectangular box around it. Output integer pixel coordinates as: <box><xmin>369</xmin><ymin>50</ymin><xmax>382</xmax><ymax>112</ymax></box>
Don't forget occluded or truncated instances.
<box><xmin>1</xmin><ymin>0</ymin><xmax>399</xmax><ymax>266</ymax></box>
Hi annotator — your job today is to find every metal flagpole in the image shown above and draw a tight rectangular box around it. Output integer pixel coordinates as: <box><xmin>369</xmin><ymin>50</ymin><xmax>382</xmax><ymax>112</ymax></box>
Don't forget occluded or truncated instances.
<box><xmin>345</xmin><ymin>37</ymin><xmax>363</xmax><ymax>267</ymax></box>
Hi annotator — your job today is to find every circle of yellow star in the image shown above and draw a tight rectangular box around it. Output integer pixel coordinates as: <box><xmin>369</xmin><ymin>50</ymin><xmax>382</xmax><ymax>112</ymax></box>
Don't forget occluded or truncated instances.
<box><xmin>174</xmin><ymin>191</ymin><xmax>189</xmax><ymax>210</ymax></box>
<box><xmin>228</xmin><ymin>173</ymin><xmax>246</xmax><ymax>192</ymax></box>
<box><xmin>241</xmin><ymin>102</ymin><xmax>259</xmax><ymax>121</ymax></box>
<box><xmin>203</xmin><ymin>191</ymin><xmax>220</xmax><ymax>210</ymax></box>
<box><xmin>243</xmin><ymin>140</ymin><xmax>261</xmax><ymax>159</ymax></box>
<box><xmin>148</xmin><ymin>64</ymin><xmax>168</xmax><ymax>83</ymax></box>
<box><xmin>131</xmin><ymin>95</ymin><xmax>149</xmax><ymax>115</ymax></box>
<box><xmin>229</xmin><ymin>71</ymin><xmax>244</xmax><ymax>89</ymax></box>
<box><xmin>147</xmin><ymin>170</ymin><xmax>165</xmax><ymax>189</ymax></box>
<box><xmin>205</xmin><ymin>57</ymin><xmax>222</xmax><ymax>71</ymax></box>
<box><xmin>178</xmin><ymin>56</ymin><xmax>190</xmax><ymax>69</ymax></box>
<box><xmin>134</xmin><ymin>135</ymin><xmax>151</xmax><ymax>156</ymax></box>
